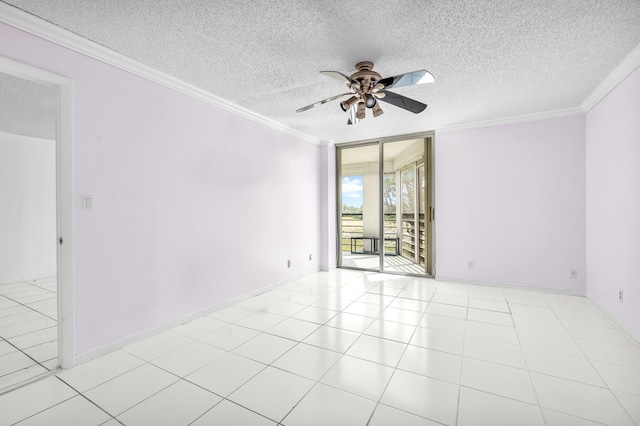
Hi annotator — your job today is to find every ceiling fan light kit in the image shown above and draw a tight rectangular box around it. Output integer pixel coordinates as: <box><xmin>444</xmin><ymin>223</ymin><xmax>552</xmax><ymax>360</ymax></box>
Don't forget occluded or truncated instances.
<box><xmin>340</xmin><ymin>96</ymin><xmax>359</xmax><ymax>112</ymax></box>
<box><xmin>372</xmin><ymin>102</ymin><xmax>384</xmax><ymax>117</ymax></box>
<box><xmin>364</xmin><ymin>93</ymin><xmax>376</xmax><ymax>108</ymax></box>
<box><xmin>356</xmin><ymin>101</ymin><xmax>366</xmax><ymax>119</ymax></box>
<box><xmin>296</xmin><ymin>61</ymin><xmax>434</xmax><ymax>125</ymax></box>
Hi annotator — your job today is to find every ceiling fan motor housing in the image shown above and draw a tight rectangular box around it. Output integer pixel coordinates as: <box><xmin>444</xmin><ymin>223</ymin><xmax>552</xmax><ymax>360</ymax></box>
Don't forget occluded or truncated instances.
<box><xmin>350</xmin><ymin>61</ymin><xmax>382</xmax><ymax>90</ymax></box>
<box><xmin>347</xmin><ymin>61</ymin><xmax>385</xmax><ymax>118</ymax></box>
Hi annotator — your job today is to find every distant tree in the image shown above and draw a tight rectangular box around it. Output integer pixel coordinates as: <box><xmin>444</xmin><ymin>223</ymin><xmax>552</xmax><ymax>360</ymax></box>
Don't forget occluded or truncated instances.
<box><xmin>383</xmin><ymin>174</ymin><xmax>396</xmax><ymax>213</ymax></box>
<box><xmin>342</xmin><ymin>205</ymin><xmax>363</xmax><ymax>214</ymax></box>
<box><xmin>402</xmin><ymin>169</ymin><xmax>415</xmax><ymax>212</ymax></box>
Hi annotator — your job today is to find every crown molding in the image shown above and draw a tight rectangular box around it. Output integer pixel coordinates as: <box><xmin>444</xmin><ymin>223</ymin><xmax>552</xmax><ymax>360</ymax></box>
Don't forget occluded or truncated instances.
<box><xmin>581</xmin><ymin>43</ymin><xmax>640</xmax><ymax>113</ymax></box>
<box><xmin>3</xmin><ymin>1</ymin><xmax>637</xmax><ymax>143</ymax></box>
<box><xmin>0</xmin><ymin>2</ymin><xmax>322</xmax><ymax>146</ymax></box>
<box><xmin>435</xmin><ymin>107</ymin><xmax>584</xmax><ymax>134</ymax></box>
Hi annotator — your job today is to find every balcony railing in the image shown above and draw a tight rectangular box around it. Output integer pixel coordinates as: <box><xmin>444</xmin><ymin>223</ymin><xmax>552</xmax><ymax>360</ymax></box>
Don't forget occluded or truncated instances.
<box><xmin>341</xmin><ymin>212</ymin><xmax>425</xmax><ymax>264</ymax></box>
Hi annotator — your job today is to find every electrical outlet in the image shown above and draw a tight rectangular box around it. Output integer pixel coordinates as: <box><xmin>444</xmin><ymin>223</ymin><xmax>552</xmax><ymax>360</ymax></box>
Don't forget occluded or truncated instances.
<box><xmin>569</xmin><ymin>269</ymin><xmax>577</xmax><ymax>279</ymax></box>
<box><xmin>619</xmin><ymin>289</ymin><xmax>623</xmax><ymax>302</ymax></box>
<box><xmin>287</xmin><ymin>260</ymin><xmax>291</xmax><ymax>268</ymax></box>
<box><xmin>467</xmin><ymin>260</ymin><xmax>474</xmax><ymax>269</ymax></box>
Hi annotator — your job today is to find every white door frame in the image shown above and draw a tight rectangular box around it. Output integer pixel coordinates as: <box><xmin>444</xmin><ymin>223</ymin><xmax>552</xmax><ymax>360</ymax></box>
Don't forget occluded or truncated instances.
<box><xmin>0</xmin><ymin>56</ymin><xmax>74</xmax><ymax>368</ymax></box>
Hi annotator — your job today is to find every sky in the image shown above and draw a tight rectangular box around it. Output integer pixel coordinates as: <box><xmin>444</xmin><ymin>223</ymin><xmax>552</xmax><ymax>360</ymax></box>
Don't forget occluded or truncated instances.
<box><xmin>342</xmin><ymin>175</ymin><xmax>362</xmax><ymax>208</ymax></box>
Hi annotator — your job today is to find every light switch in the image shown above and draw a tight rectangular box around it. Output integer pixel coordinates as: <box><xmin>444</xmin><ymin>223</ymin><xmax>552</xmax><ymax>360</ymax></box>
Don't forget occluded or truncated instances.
<box><xmin>82</xmin><ymin>194</ymin><xmax>94</xmax><ymax>209</ymax></box>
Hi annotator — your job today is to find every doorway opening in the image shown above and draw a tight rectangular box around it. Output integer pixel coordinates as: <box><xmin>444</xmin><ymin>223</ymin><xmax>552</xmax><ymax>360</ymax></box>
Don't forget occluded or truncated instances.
<box><xmin>337</xmin><ymin>135</ymin><xmax>434</xmax><ymax>276</ymax></box>
<box><xmin>0</xmin><ymin>56</ymin><xmax>73</xmax><ymax>393</ymax></box>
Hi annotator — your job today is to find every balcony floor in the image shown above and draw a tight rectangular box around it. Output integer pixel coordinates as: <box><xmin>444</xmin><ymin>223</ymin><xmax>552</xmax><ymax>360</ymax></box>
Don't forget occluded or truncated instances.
<box><xmin>341</xmin><ymin>252</ymin><xmax>426</xmax><ymax>275</ymax></box>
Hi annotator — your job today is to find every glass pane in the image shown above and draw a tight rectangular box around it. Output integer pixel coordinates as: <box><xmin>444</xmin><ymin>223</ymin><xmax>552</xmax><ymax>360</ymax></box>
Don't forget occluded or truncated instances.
<box><xmin>401</xmin><ymin>165</ymin><xmax>416</xmax><ymax>259</ymax></box>
<box><xmin>338</xmin><ymin>144</ymin><xmax>380</xmax><ymax>270</ymax></box>
<box><xmin>382</xmin><ymin>139</ymin><xmax>425</xmax><ymax>275</ymax></box>
<box><xmin>383</xmin><ymin>172</ymin><xmax>397</xmax><ymax>262</ymax></box>
<box><xmin>418</xmin><ymin>164</ymin><xmax>426</xmax><ymax>266</ymax></box>
<box><xmin>401</xmin><ymin>166</ymin><xmax>415</xmax><ymax>213</ymax></box>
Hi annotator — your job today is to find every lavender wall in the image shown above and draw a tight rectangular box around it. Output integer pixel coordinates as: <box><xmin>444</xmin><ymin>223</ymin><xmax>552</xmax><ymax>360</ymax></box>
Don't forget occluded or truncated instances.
<box><xmin>435</xmin><ymin>116</ymin><xmax>586</xmax><ymax>292</ymax></box>
<box><xmin>586</xmin><ymin>67</ymin><xmax>640</xmax><ymax>339</ymax></box>
<box><xmin>0</xmin><ymin>23</ymin><xmax>322</xmax><ymax>355</ymax></box>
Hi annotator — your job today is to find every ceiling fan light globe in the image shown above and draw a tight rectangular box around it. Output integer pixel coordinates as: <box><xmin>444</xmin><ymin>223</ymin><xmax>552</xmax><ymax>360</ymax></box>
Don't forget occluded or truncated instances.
<box><xmin>364</xmin><ymin>94</ymin><xmax>376</xmax><ymax>108</ymax></box>
<box><xmin>356</xmin><ymin>102</ymin><xmax>366</xmax><ymax>119</ymax></box>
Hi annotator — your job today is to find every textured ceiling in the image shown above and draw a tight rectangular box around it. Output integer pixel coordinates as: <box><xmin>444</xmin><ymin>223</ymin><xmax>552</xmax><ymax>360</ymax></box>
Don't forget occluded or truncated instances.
<box><xmin>0</xmin><ymin>72</ymin><xmax>56</xmax><ymax>139</ymax></box>
<box><xmin>3</xmin><ymin>0</ymin><xmax>640</xmax><ymax>143</ymax></box>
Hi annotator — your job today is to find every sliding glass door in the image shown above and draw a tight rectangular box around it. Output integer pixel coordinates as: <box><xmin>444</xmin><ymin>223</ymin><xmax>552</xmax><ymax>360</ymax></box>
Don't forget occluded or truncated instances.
<box><xmin>338</xmin><ymin>144</ymin><xmax>380</xmax><ymax>271</ymax></box>
<box><xmin>338</xmin><ymin>136</ymin><xmax>433</xmax><ymax>276</ymax></box>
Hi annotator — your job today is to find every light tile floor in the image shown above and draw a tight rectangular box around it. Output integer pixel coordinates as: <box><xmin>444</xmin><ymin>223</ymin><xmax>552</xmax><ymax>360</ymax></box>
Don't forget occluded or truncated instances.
<box><xmin>2</xmin><ymin>270</ymin><xmax>640</xmax><ymax>425</ymax></box>
<box><xmin>0</xmin><ymin>278</ymin><xmax>58</xmax><ymax>393</ymax></box>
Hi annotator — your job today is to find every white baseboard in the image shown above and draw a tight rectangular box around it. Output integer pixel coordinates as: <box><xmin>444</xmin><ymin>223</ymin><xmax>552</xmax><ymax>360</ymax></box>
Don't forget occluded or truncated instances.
<box><xmin>435</xmin><ymin>275</ymin><xmax>586</xmax><ymax>296</ymax></box>
<box><xmin>586</xmin><ymin>296</ymin><xmax>640</xmax><ymax>346</ymax></box>
<box><xmin>73</xmin><ymin>280</ymin><xmax>285</xmax><ymax>365</ymax></box>
<box><xmin>435</xmin><ymin>275</ymin><xmax>638</xmax><ymax>345</ymax></box>
<box><xmin>72</xmin><ymin>270</ymin><xmax>639</xmax><ymax>366</ymax></box>
<box><xmin>72</xmin><ymin>268</ymin><xmax>325</xmax><ymax>366</ymax></box>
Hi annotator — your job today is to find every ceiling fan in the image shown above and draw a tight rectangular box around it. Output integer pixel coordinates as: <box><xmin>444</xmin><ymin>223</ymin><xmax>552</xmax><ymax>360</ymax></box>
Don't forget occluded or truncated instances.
<box><xmin>296</xmin><ymin>61</ymin><xmax>434</xmax><ymax>125</ymax></box>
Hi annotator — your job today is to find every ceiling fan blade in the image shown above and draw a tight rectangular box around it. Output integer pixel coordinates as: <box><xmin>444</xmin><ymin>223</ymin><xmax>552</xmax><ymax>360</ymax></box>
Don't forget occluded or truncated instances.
<box><xmin>377</xmin><ymin>70</ymin><xmax>434</xmax><ymax>89</ymax></box>
<box><xmin>296</xmin><ymin>92</ymin><xmax>352</xmax><ymax>113</ymax></box>
<box><xmin>320</xmin><ymin>71</ymin><xmax>359</xmax><ymax>88</ymax></box>
<box><xmin>378</xmin><ymin>90</ymin><xmax>427</xmax><ymax>114</ymax></box>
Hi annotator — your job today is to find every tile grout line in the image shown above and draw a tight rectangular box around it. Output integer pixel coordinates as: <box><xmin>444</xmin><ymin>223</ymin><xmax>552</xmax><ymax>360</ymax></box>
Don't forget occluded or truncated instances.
<box><xmin>216</xmin><ymin>278</ymin><xmax>353</xmax><ymax>424</ymax></box>
<box><xmin>280</xmin><ymin>272</ymin><xmax>375</xmax><ymax>424</ymax></box>
<box><xmin>6</xmin><ymin>271</ymin><xmax>639</xmax><ymax>425</ymax></box>
<box><xmin>0</xmin><ymin>279</ymin><xmax>59</xmax><ymax>385</ymax></box>
<box><xmin>56</xmin><ymin>375</ymin><xmax>127</xmax><ymax>425</ymax></box>
<box><xmin>549</xmin><ymin>303</ymin><xmax>639</xmax><ymax>425</ymax></box>
<box><xmin>7</xmin><ymin>376</ymin><xmax>75</xmax><ymax>426</ymax></box>
<box><xmin>453</xmin><ymin>289</ymin><xmax>469</xmax><ymax>426</ymax></box>
<box><xmin>269</xmin><ymin>272</ymin><xmax>369</xmax><ymax>424</ymax></box>
<box><xmin>216</xmin><ymin>270</ymin><xmax>383</xmax><ymax>424</ymax></box>
<box><xmin>0</xmin><ymin>335</ymin><xmax>58</xmax><ymax>394</ymax></box>
<box><xmin>366</xmin><ymin>277</ymin><xmax>443</xmax><ymax>426</ymax></box>
<box><xmin>503</xmin><ymin>297</ymin><xmax>548</xmax><ymax>425</ymax></box>
<box><xmin>181</xmin><ymin>273</ymin><xmax>369</xmax><ymax>425</ymax></box>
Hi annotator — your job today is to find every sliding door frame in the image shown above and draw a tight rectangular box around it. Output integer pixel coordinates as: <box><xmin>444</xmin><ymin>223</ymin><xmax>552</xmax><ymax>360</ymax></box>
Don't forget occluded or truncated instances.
<box><xmin>336</xmin><ymin>140</ymin><xmax>380</xmax><ymax>273</ymax></box>
<box><xmin>336</xmin><ymin>131</ymin><xmax>435</xmax><ymax>277</ymax></box>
